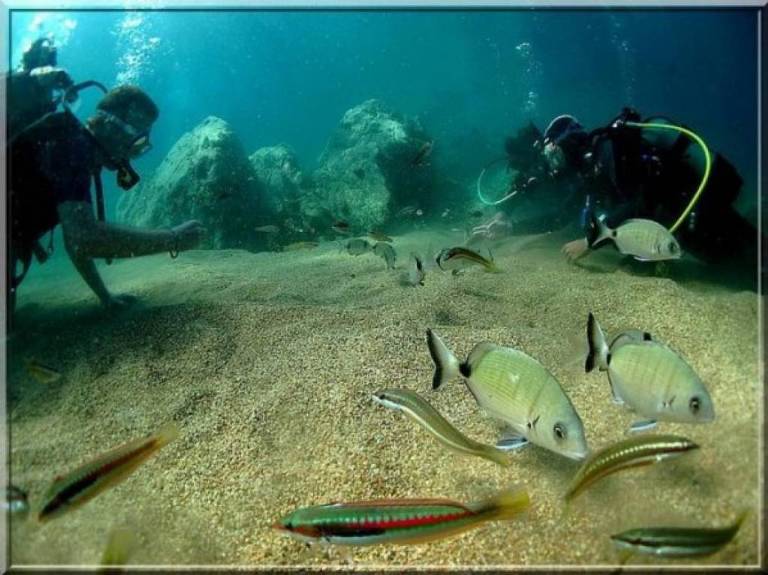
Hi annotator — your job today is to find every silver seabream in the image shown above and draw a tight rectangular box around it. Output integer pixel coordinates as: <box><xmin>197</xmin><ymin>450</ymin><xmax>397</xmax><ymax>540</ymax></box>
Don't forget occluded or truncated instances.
<box><xmin>586</xmin><ymin>312</ymin><xmax>714</xmax><ymax>429</ymax></box>
<box><xmin>586</xmin><ymin>213</ymin><xmax>681</xmax><ymax>262</ymax></box>
<box><xmin>426</xmin><ymin>329</ymin><xmax>588</xmax><ymax>460</ymax></box>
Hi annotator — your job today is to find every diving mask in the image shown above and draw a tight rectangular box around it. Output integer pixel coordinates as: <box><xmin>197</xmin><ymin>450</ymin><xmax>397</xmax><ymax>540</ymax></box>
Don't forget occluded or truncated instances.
<box><xmin>99</xmin><ymin>110</ymin><xmax>153</xmax><ymax>158</ymax></box>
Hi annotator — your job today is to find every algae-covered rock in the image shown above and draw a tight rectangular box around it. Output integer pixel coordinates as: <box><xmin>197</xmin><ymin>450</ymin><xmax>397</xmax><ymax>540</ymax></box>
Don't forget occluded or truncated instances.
<box><xmin>306</xmin><ymin>99</ymin><xmax>436</xmax><ymax>232</ymax></box>
<box><xmin>248</xmin><ymin>145</ymin><xmax>306</xmax><ymax>217</ymax></box>
<box><xmin>116</xmin><ymin>116</ymin><xmax>265</xmax><ymax>250</ymax></box>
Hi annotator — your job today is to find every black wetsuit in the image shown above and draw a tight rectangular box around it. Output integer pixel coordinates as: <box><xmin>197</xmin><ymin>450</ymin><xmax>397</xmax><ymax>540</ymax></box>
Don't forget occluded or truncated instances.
<box><xmin>585</xmin><ymin>118</ymin><xmax>757</xmax><ymax>266</ymax></box>
<box><xmin>7</xmin><ymin>112</ymin><xmax>98</xmax><ymax>303</ymax></box>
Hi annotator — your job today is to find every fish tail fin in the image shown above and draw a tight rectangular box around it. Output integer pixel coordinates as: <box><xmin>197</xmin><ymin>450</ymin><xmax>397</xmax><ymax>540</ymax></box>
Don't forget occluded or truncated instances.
<box><xmin>101</xmin><ymin>526</ymin><xmax>137</xmax><ymax>566</ymax></box>
<box><xmin>472</xmin><ymin>486</ymin><xmax>530</xmax><ymax>522</ymax></box>
<box><xmin>426</xmin><ymin>329</ymin><xmax>460</xmax><ymax>390</ymax></box>
<box><xmin>585</xmin><ymin>312</ymin><xmax>610</xmax><ymax>372</ymax></box>
<box><xmin>485</xmin><ymin>259</ymin><xmax>502</xmax><ymax>273</ymax></box>
<box><xmin>585</xmin><ymin>211</ymin><xmax>611</xmax><ymax>248</ymax></box>
<box><xmin>152</xmin><ymin>422</ymin><xmax>180</xmax><ymax>449</ymax></box>
<box><xmin>733</xmin><ymin>508</ymin><xmax>751</xmax><ymax>531</ymax></box>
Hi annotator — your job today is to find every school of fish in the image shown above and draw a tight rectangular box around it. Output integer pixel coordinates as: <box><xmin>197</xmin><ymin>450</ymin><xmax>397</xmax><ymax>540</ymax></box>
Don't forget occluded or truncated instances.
<box><xmin>9</xmin><ymin>205</ymin><xmax>749</xmax><ymax>566</ymax></box>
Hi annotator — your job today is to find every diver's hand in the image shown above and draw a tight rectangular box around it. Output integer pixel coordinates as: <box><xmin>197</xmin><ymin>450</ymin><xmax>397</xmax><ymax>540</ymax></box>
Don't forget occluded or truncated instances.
<box><xmin>101</xmin><ymin>293</ymin><xmax>138</xmax><ymax>311</ymax></box>
<box><xmin>31</xmin><ymin>66</ymin><xmax>73</xmax><ymax>90</ymax></box>
<box><xmin>172</xmin><ymin>220</ymin><xmax>206</xmax><ymax>251</ymax></box>
<box><xmin>562</xmin><ymin>238</ymin><xmax>589</xmax><ymax>262</ymax></box>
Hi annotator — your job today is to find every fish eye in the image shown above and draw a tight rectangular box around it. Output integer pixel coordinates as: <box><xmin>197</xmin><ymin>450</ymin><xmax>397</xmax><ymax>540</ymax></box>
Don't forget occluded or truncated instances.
<box><xmin>669</xmin><ymin>241</ymin><xmax>678</xmax><ymax>253</ymax></box>
<box><xmin>689</xmin><ymin>396</ymin><xmax>701</xmax><ymax>414</ymax></box>
<box><xmin>553</xmin><ymin>422</ymin><xmax>567</xmax><ymax>441</ymax></box>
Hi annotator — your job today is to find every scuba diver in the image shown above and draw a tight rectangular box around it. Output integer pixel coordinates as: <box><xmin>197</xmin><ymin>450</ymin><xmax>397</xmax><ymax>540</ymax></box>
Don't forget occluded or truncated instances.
<box><xmin>7</xmin><ymin>38</ymin><xmax>77</xmax><ymax>141</ymax></box>
<box><xmin>493</xmin><ymin>108</ymin><xmax>758</xmax><ymax>271</ymax></box>
<box><xmin>8</xmin><ymin>82</ymin><xmax>206</xmax><ymax>324</ymax></box>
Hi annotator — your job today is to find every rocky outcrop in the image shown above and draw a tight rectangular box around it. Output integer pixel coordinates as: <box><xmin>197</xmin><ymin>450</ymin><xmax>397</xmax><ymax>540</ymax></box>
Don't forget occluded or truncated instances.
<box><xmin>116</xmin><ymin>116</ymin><xmax>265</xmax><ymax>250</ymax></box>
<box><xmin>305</xmin><ymin>99</ymin><xmax>436</xmax><ymax>232</ymax></box>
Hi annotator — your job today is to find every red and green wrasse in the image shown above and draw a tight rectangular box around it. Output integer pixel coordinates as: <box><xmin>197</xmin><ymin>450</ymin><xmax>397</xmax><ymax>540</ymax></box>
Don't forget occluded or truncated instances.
<box><xmin>273</xmin><ymin>486</ymin><xmax>529</xmax><ymax>545</ymax></box>
<box><xmin>38</xmin><ymin>423</ymin><xmax>179</xmax><ymax>523</ymax></box>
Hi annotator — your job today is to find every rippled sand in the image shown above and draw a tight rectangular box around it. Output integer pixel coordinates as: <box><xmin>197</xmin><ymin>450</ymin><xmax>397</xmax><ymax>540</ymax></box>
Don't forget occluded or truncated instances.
<box><xmin>7</xmin><ymin>227</ymin><xmax>761</xmax><ymax>568</ymax></box>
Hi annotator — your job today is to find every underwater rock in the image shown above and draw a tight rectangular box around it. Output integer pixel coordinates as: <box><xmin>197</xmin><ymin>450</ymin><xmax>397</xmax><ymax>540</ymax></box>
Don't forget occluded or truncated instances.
<box><xmin>249</xmin><ymin>145</ymin><xmax>307</xmax><ymax>217</ymax></box>
<box><xmin>306</xmin><ymin>99</ymin><xmax>436</xmax><ymax>232</ymax></box>
<box><xmin>117</xmin><ymin>116</ymin><xmax>265</xmax><ymax>250</ymax></box>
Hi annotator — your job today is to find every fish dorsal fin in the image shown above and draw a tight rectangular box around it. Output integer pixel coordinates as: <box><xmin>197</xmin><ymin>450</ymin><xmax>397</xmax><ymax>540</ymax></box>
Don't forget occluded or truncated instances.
<box><xmin>621</xmin><ymin>218</ymin><xmax>665</xmax><ymax>228</ymax></box>
<box><xmin>465</xmin><ymin>342</ymin><xmax>500</xmax><ymax>371</ymax></box>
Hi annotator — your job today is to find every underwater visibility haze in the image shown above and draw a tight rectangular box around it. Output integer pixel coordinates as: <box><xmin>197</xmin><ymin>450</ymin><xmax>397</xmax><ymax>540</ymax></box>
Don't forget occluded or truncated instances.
<box><xmin>4</xmin><ymin>6</ymin><xmax>762</xmax><ymax>568</ymax></box>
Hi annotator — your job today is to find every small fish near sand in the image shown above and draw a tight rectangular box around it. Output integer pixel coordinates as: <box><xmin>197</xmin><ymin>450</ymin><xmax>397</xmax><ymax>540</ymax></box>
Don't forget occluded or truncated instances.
<box><xmin>38</xmin><ymin>423</ymin><xmax>179</xmax><ymax>523</ymax></box>
<box><xmin>367</xmin><ymin>230</ymin><xmax>393</xmax><ymax>243</ymax></box>
<box><xmin>373</xmin><ymin>241</ymin><xmax>396</xmax><ymax>269</ymax></box>
<box><xmin>427</xmin><ymin>329</ymin><xmax>588</xmax><ymax>460</ymax></box>
<box><xmin>254</xmin><ymin>225</ymin><xmax>280</xmax><ymax>234</ymax></box>
<box><xmin>410</xmin><ymin>139</ymin><xmax>434</xmax><ymax>167</ymax></box>
<box><xmin>273</xmin><ymin>485</ymin><xmax>529</xmax><ymax>546</ymax></box>
<box><xmin>586</xmin><ymin>312</ymin><xmax>714</xmax><ymax>431</ymax></box>
<box><xmin>396</xmin><ymin>205</ymin><xmax>423</xmax><ymax>218</ymax></box>
<box><xmin>24</xmin><ymin>358</ymin><xmax>62</xmax><ymax>385</ymax></box>
<box><xmin>610</xmin><ymin>512</ymin><xmax>747</xmax><ymax>558</ymax></box>
<box><xmin>586</xmin><ymin>212</ymin><xmax>681</xmax><ymax>262</ymax></box>
<box><xmin>283</xmin><ymin>241</ymin><xmax>319</xmax><ymax>252</ymax></box>
<box><xmin>346</xmin><ymin>238</ymin><xmax>371</xmax><ymax>256</ymax></box>
<box><xmin>332</xmin><ymin>220</ymin><xmax>352</xmax><ymax>235</ymax></box>
<box><xmin>6</xmin><ymin>485</ymin><xmax>29</xmax><ymax>518</ymax></box>
<box><xmin>372</xmin><ymin>389</ymin><xmax>510</xmax><ymax>467</ymax></box>
<box><xmin>406</xmin><ymin>255</ymin><xmax>426</xmax><ymax>286</ymax></box>
<box><xmin>565</xmin><ymin>434</ymin><xmax>699</xmax><ymax>502</ymax></box>
<box><xmin>100</xmin><ymin>526</ymin><xmax>138</xmax><ymax>569</ymax></box>
<box><xmin>436</xmin><ymin>247</ymin><xmax>499</xmax><ymax>274</ymax></box>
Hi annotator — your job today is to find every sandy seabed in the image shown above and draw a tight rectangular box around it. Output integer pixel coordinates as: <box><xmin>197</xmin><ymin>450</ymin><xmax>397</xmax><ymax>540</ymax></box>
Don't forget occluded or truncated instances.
<box><xmin>6</xmin><ymin>227</ymin><xmax>762</xmax><ymax>568</ymax></box>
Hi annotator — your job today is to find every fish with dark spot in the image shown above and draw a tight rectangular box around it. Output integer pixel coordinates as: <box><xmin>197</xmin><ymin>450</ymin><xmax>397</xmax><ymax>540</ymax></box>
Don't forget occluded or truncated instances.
<box><xmin>410</xmin><ymin>140</ymin><xmax>434</xmax><ymax>167</ymax></box>
<box><xmin>407</xmin><ymin>255</ymin><xmax>425</xmax><ymax>286</ymax></box>
<box><xmin>283</xmin><ymin>241</ymin><xmax>319</xmax><ymax>251</ymax></box>
<box><xmin>373</xmin><ymin>241</ymin><xmax>397</xmax><ymax>269</ymax></box>
<box><xmin>586</xmin><ymin>312</ymin><xmax>714</xmax><ymax>431</ymax></box>
<box><xmin>332</xmin><ymin>221</ymin><xmax>351</xmax><ymax>235</ymax></box>
<box><xmin>346</xmin><ymin>238</ymin><xmax>371</xmax><ymax>256</ymax></box>
<box><xmin>368</xmin><ymin>230</ymin><xmax>393</xmax><ymax>243</ymax></box>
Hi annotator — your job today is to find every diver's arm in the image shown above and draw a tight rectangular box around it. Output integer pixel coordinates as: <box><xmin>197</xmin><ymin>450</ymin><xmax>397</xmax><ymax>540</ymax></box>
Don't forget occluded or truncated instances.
<box><xmin>58</xmin><ymin>201</ymin><xmax>203</xmax><ymax>260</ymax></box>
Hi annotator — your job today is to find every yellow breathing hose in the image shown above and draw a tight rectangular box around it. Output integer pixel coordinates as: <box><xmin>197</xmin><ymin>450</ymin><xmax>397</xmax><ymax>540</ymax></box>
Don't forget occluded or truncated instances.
<box><xmin>476</xmin><ymin>121</ymin><xmax>712</xmax><ymax>234</ymax></box>
<box><xmin>625</xmin><ymin>120</ymin><xmax>712</xmax><ymax>233</ymax></box>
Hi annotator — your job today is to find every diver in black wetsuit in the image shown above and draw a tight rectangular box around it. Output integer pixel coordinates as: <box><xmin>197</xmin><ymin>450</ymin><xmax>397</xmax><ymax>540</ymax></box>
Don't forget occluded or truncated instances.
<box><xmin>501</xmin><ymin>108</ymin><xmax>759</xmax><ymax>271</ymax></box>
<box><xmin>7</xmin><ymin>84</ymin><xmax>206</xmax><ymax>326</ymax></box>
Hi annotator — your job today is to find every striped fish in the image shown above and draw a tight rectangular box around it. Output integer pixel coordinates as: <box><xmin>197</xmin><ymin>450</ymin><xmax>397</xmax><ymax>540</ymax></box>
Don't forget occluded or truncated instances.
<box><xmin>24</xmin><ymin>358</ymin><xmax>62</xmax><ymax>385</ymax></box>
<box><xmin>611</xmin><ymin>512</ymin><xmax>747</xmax><ymax>557</ymax></box>
<box><xmin>586</xmin><ymin>312</ymin><xmax>714</xmax><ymax>430</ymax></box>
<box><xmin>565</xmin><ymin>434</ymin><xmax>699</xmax><ymax>501</ymax></box>
<box><xmin>273</xmin><ymin>486</ymin><xmax>529</xmax><ymax>545</ymax></box>
<box><xmin>427</xmin><ymin>329</ymin><xmax>588</xmax><ymax>460</ymax></box>
<box><xmin>372</xmin><ymin>388</ymin><xmax>510</xmax><ymax>467</ymax></box>
<box><xmin>436</xmin><ymin>247</ymin><xmax>499</xmax><ymax>273</ymax></box>
<box><xmin>38</xmin><ymin>423</ymin><xmax>179</xmax><ymax>522</ymax></box>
